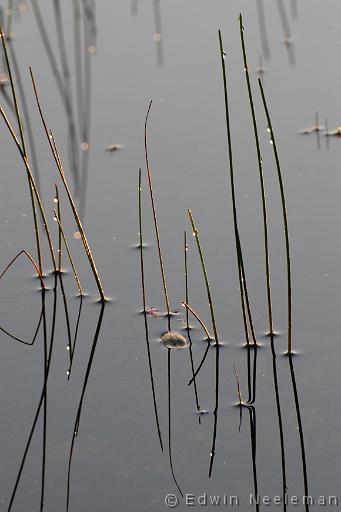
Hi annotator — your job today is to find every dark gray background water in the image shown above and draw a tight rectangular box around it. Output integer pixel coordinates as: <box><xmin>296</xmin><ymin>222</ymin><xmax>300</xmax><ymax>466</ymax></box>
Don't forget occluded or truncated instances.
<box><xmin>0</xmin><ymin>1</ymin><xmax>340</xmax><ymax>510</ymax></box>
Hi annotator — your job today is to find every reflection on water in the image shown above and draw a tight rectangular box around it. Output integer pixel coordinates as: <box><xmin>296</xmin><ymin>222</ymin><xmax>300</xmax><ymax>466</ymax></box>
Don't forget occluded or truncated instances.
<box><xmin>153</xmin><ymin>0</ymin><xmax>163</xmax><ymax>67</ymax></box>
<box><xmin>257</xmin><ymin>0</ymin><xmax>270</xmax><ymax>60</ymax></box>
<box><xmin>0</xmin><ymin>0</ymin><xmax>339</xmax><ymax>510</ymax></box>
<box><xmin>30</xmin><ymin>0</ymin><xmax>96</xmax><ymax>218</ymax></box>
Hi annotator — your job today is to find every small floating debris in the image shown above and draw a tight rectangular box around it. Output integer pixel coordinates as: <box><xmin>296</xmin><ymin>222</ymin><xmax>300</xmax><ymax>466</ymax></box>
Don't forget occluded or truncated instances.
<box><xmin>161</xmin><ymin>331</ymin><xmax>189</xmax><ymax>350</ymax></box>
<box><xmin>145</xmin><ymin>306</ymin><xmax>160</xmax><ymax>318</ymax></box>
<box><xmin>105</xmin><ymin>143</ymin><xmax>124</xmax><ymax>152</ymax></box>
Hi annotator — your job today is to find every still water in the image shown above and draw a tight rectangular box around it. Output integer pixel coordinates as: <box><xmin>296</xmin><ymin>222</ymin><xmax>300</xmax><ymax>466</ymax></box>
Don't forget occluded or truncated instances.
<box><xmin>0</xmin><ymin>1</ymin><xmax>341</xmax><ymax>511</ymax></box>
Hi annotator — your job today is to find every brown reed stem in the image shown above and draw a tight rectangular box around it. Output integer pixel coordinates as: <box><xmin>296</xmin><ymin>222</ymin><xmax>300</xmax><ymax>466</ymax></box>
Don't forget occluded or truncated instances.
<box><xmin>144</xmin><ymin>100</ymin><xmax>171</xmax><ymax>331</ymax></box>
<box><xmin>0</xmin><ymin>24</ymin><xmax>44</xmax><ymax>273</ymax></box>
<box><xmin>55</xmin><ymin>184</ymin><xmax>62</xmax><ymax>272</ymax></box>
<box><xmin>181</xmin><ymin>300</ymin><xmax>213</xmax><ymax>340</ymax></box>
<box><xmin>0</xmin><ymin>105</ymin><xmax>56</xmax><ymax>272</ymax></box>
<box><xmin>29</xmin><ymin>67</ymin><xmax>105</xmax><ymax>302</ymax></box>
<box><xmin>53</xmin><ymin>209</ymin><xmax>83</xmax><ymax>296</ymax></box>
<box><xmin>0</xmin><ymin>249</ymin><xmax>45</xmax><ymax>289</ymax></box>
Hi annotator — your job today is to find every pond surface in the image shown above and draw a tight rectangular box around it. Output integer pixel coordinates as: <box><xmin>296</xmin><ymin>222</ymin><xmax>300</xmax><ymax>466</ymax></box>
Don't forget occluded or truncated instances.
<box><xmin>0</xmin><ymin>1</ymin><xmax>341</xmax><ymax>511</ymax></box>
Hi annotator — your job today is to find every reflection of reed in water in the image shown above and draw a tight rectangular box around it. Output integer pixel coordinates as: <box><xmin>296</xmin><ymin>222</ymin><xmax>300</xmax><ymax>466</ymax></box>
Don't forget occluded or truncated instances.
<box><xmin>276</xmin><ymin>0</ymin><xmax>296</xmax><ymax>66</ymax></box>
<box><xmin>129</xmin><ymin>0</ymin><xmax>164</xmax><ymax>66</ymax></box>
<box><xmin>290</xmin><ymin>0</ymin><xmax>298</xmax><ymax>20</ymax></box>
<box><xmin>183</xmin><ymin>231</ymin><xmax>201</xmax><ymax>416</ymax></box>
<box><xmin>131</xmin><ymin>0</ymin><xmax>138</xmax><ymax>16</ymax></box>
<box><xmin>234</xmin><ymin>365</ymin><xmax>259</xmax><ymax>512</ymax></box>
<box><xmin>53</xmin><ymin>0</ymin><xmax>80</xmax><ymax>196</ymax></box>
<box><xmin>66</xmin><ymin>302</ymin><xmax>105</xmax><ymax>512</ymax></box>
<box><xmin>78</xmin><ymin>0</ymin><xmax>97</xmax><ymax>219</ymax></box>
<box><xmin>5</xmin><ymin>273</ymin><xmax>56</xmax><ymax>512</ymax></box>
<box><xmin>138</xmin><ymin>168</ymin><xmax>164</xmax><ymax>452</ymax></box>
<box><xmin>245</xmin><ymin>405</ymin><xmax>259</xmax><ymax>512</ymax></box>
<box><xmin>289</xmin><ymin>355</ymin><xmax>309</xmax><ymax>512</ymax></box>
<box><xmin>153</xmin><ymin>0</ymin><xmax>163</xmax><ymax>67</ymax></box>
<box><xmin>259</xmin><ymin>80</ymin><xmax>292</xmax><ymax>355</ymax></box>
<box><xmin>270</xmin><ymin>333</ymin><xmax>288</xmax><ymax>511</ymax></box>
<box><xmin>188</xmin><ymin>210</ymin><xmax>220</xmax><ymax>477</ymax></box>
<box><xmin>30</xmin><ymin>0</ymin><xmax>96</xmax><ymax>217</ymax></box>
<box><xmin>167</xmin><ymin>348</ymin><xmax>184</xmax><ymax>497</ymax></box>
<box><xmin>256</xmin><ymin>0</ymin><xmax>270</xmax><ymax>60</ymax></box>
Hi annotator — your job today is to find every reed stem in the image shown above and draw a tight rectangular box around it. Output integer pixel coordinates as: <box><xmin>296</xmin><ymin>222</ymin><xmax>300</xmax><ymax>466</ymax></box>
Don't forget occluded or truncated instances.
<box><xmin>218</xmin><ymin>30</ymin><xmax>258</xmax><ymax>347</ymax></box>
<box><xmin>184</xmin><ymin>232</ymin><xmax>201</xmax><ymax>413</ymax></box>
<box><xmin>258</xmin><ymin>79</ymin><xmax>292</xmax><ymax>354</ymax></box>
<box><xmin>239</xmin><ymin>14</ymin><xmax>274</xmax><ymax>337</ymax></box>
<box><xmin>138</xmin><ymin>168</ymin><xmax>164</xmax><ymax>451</ymax></box>
<box><xmin>0</xmin><ymin>105</ymin><xmax>56</xmax><ymax>272</ymax></box>
<box><xmin>30</xmin><ymin>66</ymin><xmax>105</xmax><ymax>301</ymax></box>
<box><xmin>0</xmin><ymin>24</ymin><xmax>43</xmax><ymax>274</ymax></box>
<box><xmin>187</xmin><ymin>209</ymin><xmax>220</xmax><ymax>476</ymax></box>
<box><xmin>188</xmin><ymin>210</ymin><xmax>219</xmax><ymax>345</ymax></box>
<box><xmin>55</xmin><ymin>185</ymin><xmax>62</xmax><ymax>272</ymax></box>
<box><xmin>53</xmin><ymin>209</ymin><xmax>83</xmax><ymax>296</ymax></box>
<box><xmin>144</xmin><ymin>101</ymin><xmax>171</xmax><ymax>331</ymax></box>
<box><xmin>181</xmin><ymin>300</ymin><xmax>212</xmax><ymax>340</ymax></box>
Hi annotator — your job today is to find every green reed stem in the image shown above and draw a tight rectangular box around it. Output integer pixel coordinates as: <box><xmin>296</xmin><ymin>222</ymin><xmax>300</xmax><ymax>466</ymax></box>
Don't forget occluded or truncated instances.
<box><xmin>188</xmin><ymin>210</ymin><xmax>220</xmax><ymax>475</ymax></box>
<box><xmin>218</xmin><ymin>29</ymin><xmax>257</xmax><ymax>346</ymax></box>
<box><xmin>239</xmin><ymin>14</ymin><xmax>274</xmax><ymax>337</ymax></box>
<box><xmin>259</xmin><ymin>79</ymin><xmax>292</xmax><ymax>354</ymax></box>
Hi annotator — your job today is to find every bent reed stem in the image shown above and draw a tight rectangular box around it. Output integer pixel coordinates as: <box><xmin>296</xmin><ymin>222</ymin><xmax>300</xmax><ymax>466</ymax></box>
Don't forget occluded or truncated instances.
<box><xmin>218</xmin><ymin>29</ymin><xmax>258</xmax><ymax>347</ymax></box>
<box><xmin>53</xmin><ymin>209</ymin><xmax>83</xmax><ymax>296</ymax></box>
<box><xmin>239</xmin><ymin>14</ymin><xmax>274</xmax><ymax>337</ymax></box>
<box><xmin>144</xmin><ymin>100</ymin><xmax>171</xmax><ymax>331</ymax></box>
<box><xmin>258</xmin><ymin>79</ymin><xmax>292</xmax><ymax>354</ymax></box>
<box><xmin>29</xmin><ymin>68</ymin><xmax>105</xmax><ymax>302</ymax></box>
<box><xmin>0</xmin><ymin>24</ymin><xmax>44</xmax><ymax>273</ymax></box>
